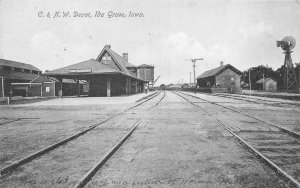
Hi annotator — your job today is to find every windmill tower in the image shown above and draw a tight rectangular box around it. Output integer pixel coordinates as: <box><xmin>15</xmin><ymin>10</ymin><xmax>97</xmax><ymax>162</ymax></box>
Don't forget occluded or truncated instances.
<box><xmin>277</xmin><ymin>36</ymin><xmax>298</xmax><ymax>92</ymax></box>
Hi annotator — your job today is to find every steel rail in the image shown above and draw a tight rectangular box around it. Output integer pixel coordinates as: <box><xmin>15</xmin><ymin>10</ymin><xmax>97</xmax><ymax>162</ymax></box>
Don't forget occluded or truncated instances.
<box><xmin>154</xmin><ymin>91</ymin><xmax>166</xmax><ymax>108</ymax></box>
<box><xmin>73</xmin><ymin>119</ymin><xmax>142</xmax><ymax>188</ymax></box>
<box><xmin>179</xmin><ymin>91</ymin><xmax>300</xmax><ymax>139</ymax></box>
<box><xmin>174</xmin><ymin>91</ymin><xmax>300</xmax><ymax>187</ymax></box>
<box><xmin>0</xmin><ymin>117</ymin><xmax>40</xmax><ymax>126</ymax></box>
<box><xmin>0</xmin><ymin>91</ymin><xmax>161</xmax><ymax>177</ymax></box>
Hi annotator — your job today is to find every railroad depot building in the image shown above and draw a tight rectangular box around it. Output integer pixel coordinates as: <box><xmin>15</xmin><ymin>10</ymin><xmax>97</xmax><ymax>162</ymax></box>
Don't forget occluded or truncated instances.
<box><xmin>44</xmin><ymin>44</ymin><xmax>153</xmax><ymax>97</ymax></box>
<box><xmin>196</xmin><ymin>62</ymin><xmax>242</xmax><ymax>93</ymax></box>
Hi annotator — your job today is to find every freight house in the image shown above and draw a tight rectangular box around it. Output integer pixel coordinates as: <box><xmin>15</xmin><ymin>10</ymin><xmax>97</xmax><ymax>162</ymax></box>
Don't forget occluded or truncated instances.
<box><xmin>44</xmin><ymin>44</ymin><xmax>153</xmax><ymax>97</ymax></box>
<box><xmin>196</xmin><ymin>62</ymin><xmax>242</xmax><ymax>93</ymax></box>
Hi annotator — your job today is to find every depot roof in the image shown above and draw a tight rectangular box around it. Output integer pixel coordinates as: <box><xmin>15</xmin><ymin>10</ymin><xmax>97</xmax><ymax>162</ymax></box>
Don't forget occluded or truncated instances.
<box><xmin>43</xmin><ymin>58</ymin><xmax>120</xmax><ymax>76</ymax></box>
<box><xmin>43</xmin><ymin>45</ymin><xmax>147</xmax><ymax>82</ymax></box>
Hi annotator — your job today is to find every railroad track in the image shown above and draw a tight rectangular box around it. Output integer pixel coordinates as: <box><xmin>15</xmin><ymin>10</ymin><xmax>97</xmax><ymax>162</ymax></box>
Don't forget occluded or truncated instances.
<box><xmin>74</xmin><ymin>91</ymin><xmax>166</xmax><ymax>188</ymax></box>
<box><xmin>200</xmin><ymin>92</ymin><xmax>300</xmax><ymax>107</ymax></box>
<box><xmin>0</xmin><ymin>91</ymin><xmax>164</xmax><ymax>179</ymax></box>
<box><xmin>174</xmin><ymin>91</ymin><xmax>300</xmax><ymax>187</ymax></box>
<box><xmin>210</xmin><ymin>92</ymin><xmax>300</xmax><ymax>108</ymax></box>
<box><xmin>0</xmin><ymin>117</ymin><xmax>40</xmax><ymax>126</ymax></box>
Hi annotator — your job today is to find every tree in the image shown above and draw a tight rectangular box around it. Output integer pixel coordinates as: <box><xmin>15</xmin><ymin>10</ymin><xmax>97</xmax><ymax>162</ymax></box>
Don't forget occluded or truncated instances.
<box><xmin>242</xmin><ymin>65</ymin><xmax>276</xmax><ymax>90</ymax></box>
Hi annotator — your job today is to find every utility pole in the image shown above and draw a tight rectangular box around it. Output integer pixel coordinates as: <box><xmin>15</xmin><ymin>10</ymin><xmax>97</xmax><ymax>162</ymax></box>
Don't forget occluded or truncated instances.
<box><xmin>186</xmin><ymin>58</ymin><xmax>203</xmax><ymax>86</ymax></box>
<box><xmin>189</xmin><ymin>72</ymin><xmax>191</xmax><ymax>85</ymax></box>
<box><xmin>263</xmin><ymin>74</ymin><xmax>265</xmax><ymax>91</ymax></box>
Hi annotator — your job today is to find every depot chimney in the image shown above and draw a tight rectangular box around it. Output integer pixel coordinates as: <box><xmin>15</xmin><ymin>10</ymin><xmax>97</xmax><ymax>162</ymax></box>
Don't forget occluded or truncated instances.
<box><xmin>123</xmin><ymin>53</ymin><xmax>128</xmax><ymax>61</ymax></box>
<box><xmin>220</xmin><ymin>61</ymin><xmax>224</xmax><ymax>67</ymax></box>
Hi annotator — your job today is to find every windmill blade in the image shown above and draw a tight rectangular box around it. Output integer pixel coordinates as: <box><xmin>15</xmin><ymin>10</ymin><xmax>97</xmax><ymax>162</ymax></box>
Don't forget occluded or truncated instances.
<box><xmin>278</xmin><ymin>36</ymin><xmax>296</xmax><ymax>51</ymax></box>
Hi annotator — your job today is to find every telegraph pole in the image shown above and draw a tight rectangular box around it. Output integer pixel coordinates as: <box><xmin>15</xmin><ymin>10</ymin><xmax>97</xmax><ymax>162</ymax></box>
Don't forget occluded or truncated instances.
<box><xmin>186</xmin><ymin>58</ymin><xmax>203</xmax><ymax>86</ymax></box>
<box><xmin>263</xmin><ymin>74</ymin><xmax>265</xmax><ymax>91</ymax></box>
<box><xmin>248</xmin><ymin>68</ymin><xmax>254</xmax><ymax>91</ymax></box>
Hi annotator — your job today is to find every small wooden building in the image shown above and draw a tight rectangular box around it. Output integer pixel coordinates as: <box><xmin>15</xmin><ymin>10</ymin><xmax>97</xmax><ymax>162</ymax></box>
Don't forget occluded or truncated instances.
<box><xmin>256</xmin><ymin>78</ymin><xmax>277</xmax><ymax>92</ymax></box>
<box><xmin>0</xmin><ymin>58</ymin><xmax>42</xmax><ymax>97</ymax></box>
<box><xmin>196</xmin><ymin>62</ymin><xmax>242</xmax><ymax>93</ymax></box>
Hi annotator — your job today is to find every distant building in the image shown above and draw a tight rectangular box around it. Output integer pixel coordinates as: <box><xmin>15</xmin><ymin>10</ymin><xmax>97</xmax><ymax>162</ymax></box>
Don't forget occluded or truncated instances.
<box><xmin>181</xmin><ymin>83</ymin><xmax>192</xmax><ymax>89</ymax></box>
<box><xmin>256</xmin><ymin>78</ymin><xmax>277</xmax><ymax>92</ymax></box>
<box><xmin>166</xmin><ymin>84</ymin><xmax>183</xmax><ymax>89</ymax></box>
<box><xmin>196</xmin><ymin>62</ymin><xmax>242</xmax><ymax>93</ymax></box>
<box><xmin>0</xmin><ymin>58</ymin><xmax>42</xmax><ymax>97</ymax></box>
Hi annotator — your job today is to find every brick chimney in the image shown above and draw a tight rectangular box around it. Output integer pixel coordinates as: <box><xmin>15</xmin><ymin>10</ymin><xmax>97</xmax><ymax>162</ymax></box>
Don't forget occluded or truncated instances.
<box><xmin>123</xmin><ymin>53</ymin><xmax>128</xmax><ymax>61</ymax></box>
<box><xmin>105</xmin><ymin>44</ymin><xmax>111</xmax><ymax>49</ymax></box>
<box><xmin>220</xmin><ymin>61</ymin><xmax>224</xmax><ymax>67</ymax></box>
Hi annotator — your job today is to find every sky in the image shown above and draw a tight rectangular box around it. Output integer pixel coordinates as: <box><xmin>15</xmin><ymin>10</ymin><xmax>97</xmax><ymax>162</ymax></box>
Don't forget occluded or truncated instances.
<box><xmin>0</xmin><ymin>0</ymin><xmax>300</xmax><ymax>85</ymax></box>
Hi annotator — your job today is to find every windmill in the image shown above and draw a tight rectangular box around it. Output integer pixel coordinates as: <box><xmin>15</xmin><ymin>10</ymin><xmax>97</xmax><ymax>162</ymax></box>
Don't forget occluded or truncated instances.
<box><xmin>277</xmin><ymin>36</ymin><xmax>298</xmax><ymax>92</ymax></box>
<box><xmin>185</xmin><ymin>58</ymin><xmax>203</xmax><ymax>86</ymax></box>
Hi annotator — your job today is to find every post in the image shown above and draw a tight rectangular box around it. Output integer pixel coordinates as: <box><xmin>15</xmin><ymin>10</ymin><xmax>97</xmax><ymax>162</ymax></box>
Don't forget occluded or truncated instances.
<box><xmin>189</xmin><ymin>72</ymin><xmax>191</xmax><ymax>85</ymax></box>
<box><xmin>25</xmin><ymin>86</ymin><xmax>28</xmax><ymax>97</ymax></box>
<box><xmin>1</xmin><ymin>77</ymin><xmax>4</xmax><ymax>98</ymax></box>
<box><xmin>58</xmin><ymin>78</ymin><xmax>63</xmax><ymax>98</ymax></box>
<box><xmin>107</xmin><ymin>79</ymin><xmax>111</xmax><ymax>97</ymax></box>
<box><xmin>8</xmin><ymin>86</ymin><xmax>12</xmax><ymax>105</ymax></box>
<box><xmin>128</xmin><ymin>78</ymin><xmax>131</xmax><ymax>94</ymax></box>
<box><xmin>193</xmin><ymin>60</ymin><xmax>196</xmax><ymax>86</ymax></box>
<box><xmin>40</xmin><ymin>85</ymin><xmax>43</xmax><ymax>97</ymax></box>
<box><xmin>77</xmin><ymin>79</ymin><xmax>80</xmax><ymax>97</ymax></box>
<box><xmin>125</xmin><ymin>78</ymin><xmax>129</xmax><ymax>94</ymax></box>
<box><xmin>53</xmin><ymin>81</ymin><xmax>56</xmax><ymax>97</ymax></box>
<box><xmin>249</xmin><ymin>69</ymin><xmax>252</xmax><ymax>91</ymax></box>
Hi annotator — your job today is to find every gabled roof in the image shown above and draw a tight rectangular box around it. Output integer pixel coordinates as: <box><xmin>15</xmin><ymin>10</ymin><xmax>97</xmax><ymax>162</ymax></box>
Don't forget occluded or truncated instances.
<box><xmin>196</xmin><ymin>64</ymin><xmax>242</xmax><ymax>79</ymax></box>
<box><xmin>43</xmin><ymin>58</ymin><xmax>121</xmax><ymax>76</ymax></box>
<box><xmin>137</xmin><ymin>64</ymin><xmax>154</xmax><ymax>68</ymax></box>
<box><xmin>256</xmin><ymin>78</ymin><xmax>276</xmax><ymax>84</ymax></box>
<box><xmin>0</xmin><ymin>71</ymin><xmax>40</xmax><ymax>81</ymax></box>
<box><xmin>0</xmin><ymin>58</ymin><xmax>41</xmax><ymax>71</ymax></box>
<box><xmin>96</xmin><ymin>45</ymin><xmax>135</xmax><ymax>75</ymax></box>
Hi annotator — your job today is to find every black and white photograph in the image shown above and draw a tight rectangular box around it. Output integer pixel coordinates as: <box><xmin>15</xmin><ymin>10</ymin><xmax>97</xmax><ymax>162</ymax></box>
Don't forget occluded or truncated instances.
<box><xmin>0</xmin><ymin>0</ymin><xmax>299</xmax><ymax>187</ymax></box>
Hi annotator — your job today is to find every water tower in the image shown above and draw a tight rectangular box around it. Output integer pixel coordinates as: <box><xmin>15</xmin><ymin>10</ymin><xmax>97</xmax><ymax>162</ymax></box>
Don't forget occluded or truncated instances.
<box><xmin>137</xmin><ymin>64</ymin><xmax>154</xmax><ymax>88</ymax></box>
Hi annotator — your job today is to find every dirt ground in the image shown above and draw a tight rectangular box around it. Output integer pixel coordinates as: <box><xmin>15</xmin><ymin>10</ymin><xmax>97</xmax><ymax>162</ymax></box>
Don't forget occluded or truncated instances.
<box><xmin>0</xmin><ymin>93</ymin><xmax>155</xmax><ymax>168</ymax></box>
<box><xmin>0</xmin><ymin>91</ymin><xmax>296</xmax><ymax>187</ymax></box>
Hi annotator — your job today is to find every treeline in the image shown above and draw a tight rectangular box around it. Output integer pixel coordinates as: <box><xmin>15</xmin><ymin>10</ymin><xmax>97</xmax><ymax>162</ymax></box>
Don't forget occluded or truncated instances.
<box><xmin>242</xmin><ymin>63</ymin><xmax>300</xmax><ymax>90</ymax></box>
